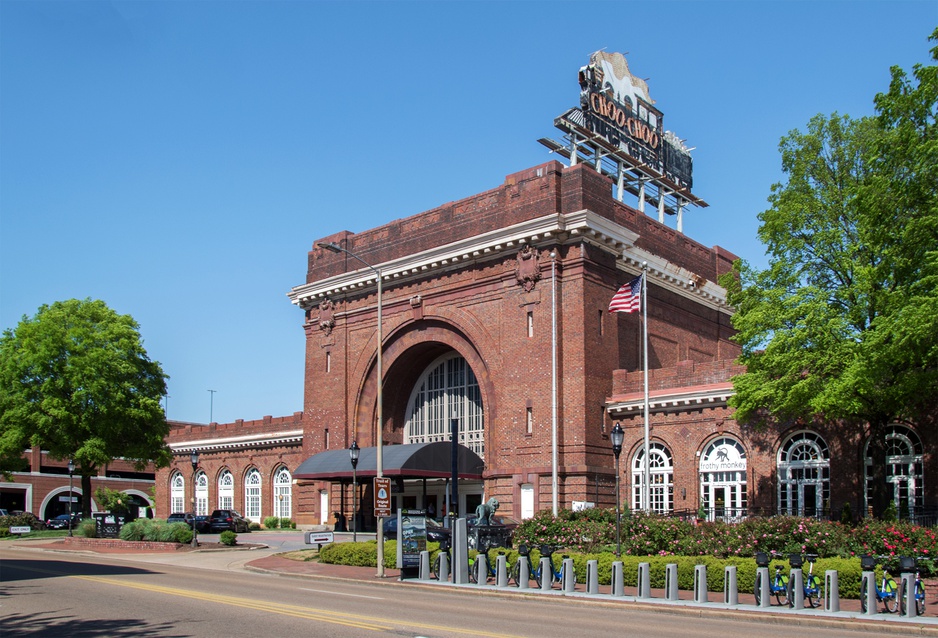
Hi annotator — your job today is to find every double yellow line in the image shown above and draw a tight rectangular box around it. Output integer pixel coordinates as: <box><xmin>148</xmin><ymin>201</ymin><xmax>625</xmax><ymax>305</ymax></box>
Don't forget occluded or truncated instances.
<box><xmin>75</xmin><ymin>574</ymin><xmax>523</xmax><ymax>637</ymax></box>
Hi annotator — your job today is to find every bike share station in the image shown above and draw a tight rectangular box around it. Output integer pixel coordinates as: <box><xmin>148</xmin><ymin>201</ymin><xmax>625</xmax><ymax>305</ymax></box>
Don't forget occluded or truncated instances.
<box><xmin>418</xmin><ymin>541</ymin><xmax>934</xmax><ymax>624</ymax></box>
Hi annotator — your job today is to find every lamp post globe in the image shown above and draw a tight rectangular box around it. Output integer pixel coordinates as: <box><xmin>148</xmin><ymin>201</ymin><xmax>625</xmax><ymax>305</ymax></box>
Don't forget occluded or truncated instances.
<box><xmin>190</xmin><ymin>449</ymin><xmax>200</xmax><ymax>547</ymax></box>
<box><xmin>610</xmin><ymin>423</ymin><xmax>624</xmax><ymax>557</ymax></box>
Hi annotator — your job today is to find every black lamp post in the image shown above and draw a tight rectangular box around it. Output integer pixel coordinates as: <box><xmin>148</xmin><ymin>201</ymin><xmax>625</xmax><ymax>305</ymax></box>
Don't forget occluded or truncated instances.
<box><xmin>67</xmin><ymin>459</ymin><xmax>75</xmax><ymax>537</ymax></box>
<box><xmin>190</xmin><ymin>449</ymin><xmax>200</xmax><ymax>548</ymax></box>
<box><xmin>349</xmin><ymin>441</ymin><xmax>360</xmax><ymax>542</ymax></box>
<box><xmin>611</xmin><ymin>423</ymin><xmax>624</xmax><ymax>557</ymax></box>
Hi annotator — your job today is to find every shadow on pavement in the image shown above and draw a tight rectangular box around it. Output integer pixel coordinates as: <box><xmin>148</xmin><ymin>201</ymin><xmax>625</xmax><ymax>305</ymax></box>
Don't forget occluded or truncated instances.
<box><xmin>0</xmin><ymin>558</ymin><xmax>158</xmax><ymax>583</ymax></box>
<box><xmin>1</xmin><ymin>611</ymin><xmax>185</xmax><ymax>638</ymax></box>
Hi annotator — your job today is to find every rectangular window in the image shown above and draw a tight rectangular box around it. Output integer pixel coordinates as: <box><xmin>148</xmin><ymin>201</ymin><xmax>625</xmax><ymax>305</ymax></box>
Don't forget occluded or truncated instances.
<box><xmin>527</xmin><ymin>311</ymin><xmax>534</xmax><ymax>338</ymax></box>
<box><xmin>324</xmin><ymin>428</ymin><xmax>329</xmax><ymax>449</ymax></box>
<box><xmin>326</xmin><ymin>351</ymin><xmax>331</xmax><ymax>373</ymax></box>
<box><xmin>526</xmin><ymin>407</ymin><xmax>533</xmax><ymax>435</ymax></box>
<box><xmin>599</xmin><ymin>309</ymin><xmax>604</xmax><ymax>336</ymax></box>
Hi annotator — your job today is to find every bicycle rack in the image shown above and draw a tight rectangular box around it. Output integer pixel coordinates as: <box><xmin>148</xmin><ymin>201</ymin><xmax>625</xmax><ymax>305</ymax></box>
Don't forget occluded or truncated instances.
<box><xmin>611</xmin><ymin>561</ymin><xmax>625</xmax><ymax>597</ymax></box>
<box><xmin>723</xmin><ymin>565</ymin><xmax>738</xmax><ymax>605</ymax></box>
<box><xmin>665</xmin><ymin>563</ymin><xmax>679</xmax><ymax>601</ymax></box>
<box><xmin>637</xmin><ymin>562</ymin><xmax>651</xmax><ymax>599</ymax></box>
<box><xmin>475</xmin><ymin>554</ymin><xmax>489</xmax><ymax>585</ymax></box>
<box><xmin>561</xmin><ymin>558</ymin><xmax>575</xmax><ymax>593</ymax></box>
<box><xmin>901</xmin><ymin>572</ymin><xmax>918</xmax><ymax>618</ymax></box>
<box><xmin>495</xmin><ymin>554</ymin><xmax>508</xmax><ymax>587</ymax></box>
<box><xmin>438</xmin><ymin>550</ymin><xmax>450</xmax><ymax>583</ymax></box>
<box><xmin>586</xmin><ymin>559</ymin><xmax>599</xmax><ymax>594</ymax></box>
<box><xmin>419</xmin><ymin>550</ymin><xmax>431</xmax><ymax>580</ymax></box>
<box><xmin>824</xmin><ymin>569</ymin><xmax>839</xmax><ymax>612</ymax></box>
<box><xmin>539</xmin><ymin>557</ymin><xmax>553</xmax><ymax>592</ymax></box>
<box><xmin>693</xmin><ymin>564</ymin><xmax>708</xmax><ymax>603</ymax></box>
<box><xmin>861</xmin><ymin>570</ymin><xmax>877</xmax><ymax>615</ymax></box>
<box><xmin>516</xmin><ymin>549</ymin><xmax>530</xmax><ymax>589</ymax></box>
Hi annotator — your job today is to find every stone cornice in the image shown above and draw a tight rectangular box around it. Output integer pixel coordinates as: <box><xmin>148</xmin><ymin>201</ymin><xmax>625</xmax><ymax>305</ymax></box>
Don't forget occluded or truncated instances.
<box><xmin>169</xmin><ymin>430</ymin><xmax>303</xmax><ymax>453</ymax></box>
<box><xmin>607</xmin><ymin>383</ymin><xmax>734</xmax><ymax>415</ymax></box>
<box><xmin>288</xmin><ymin>210</ymin><xmax>731</xmax><ymax>315</ymax></box>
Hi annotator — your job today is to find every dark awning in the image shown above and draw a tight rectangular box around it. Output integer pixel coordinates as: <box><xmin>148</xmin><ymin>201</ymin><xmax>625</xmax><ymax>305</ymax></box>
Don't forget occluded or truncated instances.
<box><xmin>293</xmin><ymin>441</ymin><xmax>484</xmax><ymax>481</ymax></box>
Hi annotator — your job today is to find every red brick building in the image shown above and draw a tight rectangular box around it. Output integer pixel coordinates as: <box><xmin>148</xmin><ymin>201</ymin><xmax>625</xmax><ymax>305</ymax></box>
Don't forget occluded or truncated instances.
<box><xmin>154</xmin><ymin>159</ymin><xmax>933</xmax><ymax>529</ymax></box>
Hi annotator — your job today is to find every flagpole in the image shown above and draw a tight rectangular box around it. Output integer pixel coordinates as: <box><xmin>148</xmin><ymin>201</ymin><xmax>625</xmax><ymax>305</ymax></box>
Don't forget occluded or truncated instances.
<box><xmin>642</xmin><ymin>262</ymin><xmax>650</xmax><ymax>513</ymax></box>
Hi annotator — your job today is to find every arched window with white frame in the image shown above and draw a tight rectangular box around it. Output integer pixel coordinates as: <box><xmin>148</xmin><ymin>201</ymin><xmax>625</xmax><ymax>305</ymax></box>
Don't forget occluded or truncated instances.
<box><xmin>218</xmin><ymin>470</ymin><xmax>234</xmax><ymax>510</ymax></box>
<box><xmin>244</xmin><ymin>468</ymin><xmax>261</xmax><ymax>522</ymax></box>
<box><xmin>777</xmin><ymin>431</ymin><xmax>830</xmax><ymax>518</ymax></box>
<box><xmin>699</xmin><ymin>437</ymin><xmax>748</xmax><ymax>522</ymax></box>
<box><xmin>631</xmin><ymin>442</ymin><xmax>673</xmax><ymax>514</ymax></box>
<box><xmin>404</xmin><ymin>353</ymin><xmax>484</xmax><ymax>458</ymax></box>
<box><xmin>170</xmin><ymin>472</ymin><xmax>185</xmax><ymax>514</ymax></box>
<box><xmin>195</xmin><ymin>471</ymin><xmax>209</xmax><ymax>516</ymax></box>
<box><xmin>273</xmin><ymin>466</ymin><xmax>291</xmax><ymax>520</ymax></box>
<box><xmin>865</xmin><ymin>424</ymin><xmax>924</xmax><ymax>521</ymax></box>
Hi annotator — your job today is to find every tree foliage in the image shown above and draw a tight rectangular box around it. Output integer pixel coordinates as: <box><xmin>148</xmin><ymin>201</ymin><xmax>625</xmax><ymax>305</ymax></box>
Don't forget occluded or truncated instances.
<box><xmin>0</xmin><ymin>299</ymin><xmax>171</xmax><ymax>515</ymax></box>
<box><xmin>722</xmin><ymin>31</ymin><xmax>938</xmax><ymax>516</ymax></box>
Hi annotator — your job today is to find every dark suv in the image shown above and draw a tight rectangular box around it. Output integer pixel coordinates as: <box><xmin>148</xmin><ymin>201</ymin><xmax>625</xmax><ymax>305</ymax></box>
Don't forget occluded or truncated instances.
<box><xmin>167</xmin><ymin>512</ymin><xmax>210</xmax><ymax>533</ymax></box>
<box><xmin>208</xmin><ymin>509</ymin><xmax>250</xmax><ymax>533</ymax></box>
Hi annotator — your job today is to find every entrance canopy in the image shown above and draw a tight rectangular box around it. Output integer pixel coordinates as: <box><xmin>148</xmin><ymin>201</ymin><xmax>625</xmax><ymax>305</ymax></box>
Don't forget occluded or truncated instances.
<box><xmin>293</xmin><ymin>441</ymin><xmax>484</xmax><ymax>481</ymax></box>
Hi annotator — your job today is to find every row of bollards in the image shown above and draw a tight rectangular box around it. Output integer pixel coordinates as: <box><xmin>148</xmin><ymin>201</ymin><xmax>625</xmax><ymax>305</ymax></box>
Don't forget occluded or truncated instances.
<box><xmin>419</xmin><ymin>550</ymin><xmax>928</xmax><ymax>618</ymax></box>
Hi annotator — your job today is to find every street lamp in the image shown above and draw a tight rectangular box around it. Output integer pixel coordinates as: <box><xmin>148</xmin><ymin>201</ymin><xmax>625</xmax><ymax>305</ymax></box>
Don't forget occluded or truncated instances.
<box><xmin>190</xmin><ymin>449</ymin><xmax>200</xmax><ymax>548</ymax></box>
<box><xmin>318</xmin><ymin>240</ymin><xmax>385</xmax><ymax>577</ymax></box>
<box><xmin>67</xmin><ymin>459</ymin><xmax>75</xmax><ymax>537</ymax></box>
<box><xmin>349</xmin><ymin>440</ymin><xmax>360</xmax><ymax>543</ymax></box>
<box><xmin>610</xmin><ymin>423</ymin><xmax>624</xmax><ymax>557</ymax></box>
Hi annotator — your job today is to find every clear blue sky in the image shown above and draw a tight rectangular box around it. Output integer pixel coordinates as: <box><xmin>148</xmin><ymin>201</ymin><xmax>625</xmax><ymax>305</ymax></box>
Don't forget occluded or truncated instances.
<box><xmin>2</xmin><ymin>1</ymin><xmax>935</xmax><ymax>425</ymax></box>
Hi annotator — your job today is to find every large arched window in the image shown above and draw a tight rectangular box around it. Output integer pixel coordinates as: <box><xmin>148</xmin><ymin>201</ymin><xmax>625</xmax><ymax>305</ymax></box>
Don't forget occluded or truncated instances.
<box><xmin>865</xmin><ymin>424</ymin><xmax>924</xmax><ymax>520</ymax></box>
<box><xmin>778</xmin><ymin>431</ymin><xmax>830</xmax><ymax>518</ymax></box>
<box><xmin>273</xmin><ymin>466</ymin><xmax>291</xmax><ymax>520</ymax></box>
<box><xmin>404</xmin><ymin>354</ymin><xmax>484</xmax><ymax>458</ymax></box>
<box><xmin>170</xmin><ymin>472</ymin><xmax>185</xmax><ymax>514</ymax></box>
<box><xmin>195</xmin><ymin>471</ymin><xmax>209</xmax><ymax>516</ymax></box>
<box><xmin>631</xmin><ymin>442</ymin><xmax>673</xmax><ymax>514</ymax></box>
<box><xmin>699</xmin><ymin>437</ymin><xmax>748</xmax><ymax>522</ymax></box>
<box><xmin>244</xmin><ymin>468</ymin><xmax>261</xmax><ymax>522</ymax></box>
<box><xmin>218</xmin><ymin>470</ymin><xmax>234</xmax><ymax>510</ymax></box>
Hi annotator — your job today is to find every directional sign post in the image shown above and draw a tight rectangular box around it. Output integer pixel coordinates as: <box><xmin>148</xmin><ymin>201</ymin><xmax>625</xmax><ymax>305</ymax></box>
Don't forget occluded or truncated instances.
<box><xmin>374</xmin><ymin>477</ymin><xmax>391</xmax><ymax>518</ymax></box>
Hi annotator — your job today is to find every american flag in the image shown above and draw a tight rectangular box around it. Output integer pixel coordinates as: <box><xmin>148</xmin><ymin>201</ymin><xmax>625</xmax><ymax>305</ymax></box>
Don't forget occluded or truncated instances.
<box><xmin>608</xmin><ymin>274</ymin><xmax>643</xmax><ymax>313</ymax></box>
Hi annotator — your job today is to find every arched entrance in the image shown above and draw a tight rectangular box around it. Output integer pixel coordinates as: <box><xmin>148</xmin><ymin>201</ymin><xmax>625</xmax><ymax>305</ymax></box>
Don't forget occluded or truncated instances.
<box><xmin>699</xmin><ymin>436</ymin><xmax>747</xmax><ymax>522</ymax></box>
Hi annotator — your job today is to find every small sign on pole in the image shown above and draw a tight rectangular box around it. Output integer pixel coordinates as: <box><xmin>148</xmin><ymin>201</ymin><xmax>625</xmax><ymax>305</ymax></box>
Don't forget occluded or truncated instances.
<box><xmin>374</xmin><ymin>477</ymin><xmax>391</xmax><ymax>518</ymax></box>
<box><xmin>10</xmin><ymin>526</ymin><xmax>31</xmax><ymax>534</ymax></box>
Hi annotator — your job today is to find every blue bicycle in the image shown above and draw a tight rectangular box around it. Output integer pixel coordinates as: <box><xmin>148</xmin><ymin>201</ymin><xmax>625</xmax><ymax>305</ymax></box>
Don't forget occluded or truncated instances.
<box><xmin>859</xmin><ymin>555</ymin><xmax>899</xmax><ymax>613</ymax></box>
<box><xmin>788</xmin><ymin>553</ymin><xmax>822</xmax><ymax>608</ymax></box>
<box><xmin>532</xmin><ymin>545</ymin><xmax>568</xmax><ymax>588</ymax></box>
<box><xmin>899</xmin><ymin>556</ymin><xmax>926</xmax><ymax>616</ymax></box>
<box><xmin>754</xmin><ymin>551</ymin><xmax>790</xmax><ymax>606</ymax></box>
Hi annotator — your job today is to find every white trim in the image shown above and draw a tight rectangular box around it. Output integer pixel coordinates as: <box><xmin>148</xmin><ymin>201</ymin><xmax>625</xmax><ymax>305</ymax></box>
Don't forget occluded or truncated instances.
<box><xmin>289</xmin><ymin>210</ymin><xmax>731</xmax><ymax>315</ymax></box>
<box><xmin>608</xmin><ymin>386</ymin><xmax>733</xmax><ymax>414</ymax></box>
<box><xmin>169</xmin><ymin>430</ymin><xmax>303</xmax><ymax>453</ymax></box>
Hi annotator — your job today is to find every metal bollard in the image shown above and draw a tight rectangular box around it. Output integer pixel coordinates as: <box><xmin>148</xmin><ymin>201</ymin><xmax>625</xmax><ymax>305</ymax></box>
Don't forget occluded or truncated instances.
<box><xmin>789</xmin><ymin>569</ymin><xmax>804</xmax><ymax>610</ymax></box>
<box><xmin>637</xmin><ymin>562</ymin><xmax>651</xmax><ymax>599</ymax></box>
<box><xmin>562</xmin><ymin>558</ymin><xmax>575</xmax><ymax>592</ymax></box>
<box><xmin>756</xmin><ymin>566</ymin><xmax>770</xmax><ymax>608</ymax></box>
<box><xmin>586</xmin><ymin>559</ymin><xmax>599</xmax><ymax>594</ymax></box>
<box><xmin>419</xmin><ymin>550</ymin><xmax>431</xmax><ymax>580</ymax></box>
<box><xmin>665</xmin><ymin>563</ymin><xmax>679</xmax><ymax>601</ymax></box>
<box><xmin>496</xmin><ymin>554</ymin><xmax>508</xmax><ymax>588</ymax></box>
<box><xmin>517</xmin><ymin>556</ymin><xmax>530</xmax><ymax>590</ymax></box>
<box><xmin>475</xmin><ymin>554</ymin><xmax>489</xmax><ymax>585</ymax></box>
<box><xmin>694</xmin><ymin>564</ymin><xmax>708</xmax><ymax>603</ymax></box>
<box><xmin>824</xmin><ymin>569</ymin><xmax>839</xmax><ymax>612</ymax></box>
<box><xmin>611</xmin><ymin>561</ymin><xmax>625</xmax><ymax>597</ymax></box>
<box><xmin>861</xmin><ymin>571</ymin><xmax>877</xmax><ymax>615</ymax></box>
<box><xmin>437</xmin><ymin>551</ymin><xmax>450</xmax><ymax>583</ymax></box>
<box><xmin>540</xmin><ymin>557</ymin><xmax>553</xmax><ymax>591</ymax></box>
<box><xmin>723</xmin><ymin>565</ymin><xmax>738</xmax><ymax>605</ymax></box>
<box><xmin>901</xmin><ymin>573</ymin><xmax>917</xmax><ymax>618</ymax></box>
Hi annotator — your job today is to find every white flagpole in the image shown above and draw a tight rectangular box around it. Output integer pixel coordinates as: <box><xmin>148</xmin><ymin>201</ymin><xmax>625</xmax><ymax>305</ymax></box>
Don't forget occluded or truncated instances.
<box><xmin>642</xmin><ymin>262</ymin><xmax>650</xmax><ymax>513</ymax></box>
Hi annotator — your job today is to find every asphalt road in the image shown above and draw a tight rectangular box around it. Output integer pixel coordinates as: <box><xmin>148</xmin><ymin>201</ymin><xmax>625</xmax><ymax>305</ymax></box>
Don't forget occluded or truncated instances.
<box><xmin>1</xmin><ymin>546</ymin><xmax>932</xmax><ymax>638</ymax></box>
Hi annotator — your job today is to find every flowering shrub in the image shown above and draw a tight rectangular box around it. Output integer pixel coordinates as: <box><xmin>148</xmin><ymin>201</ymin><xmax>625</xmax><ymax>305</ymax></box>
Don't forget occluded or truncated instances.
<box><xmin>513</xmin><ymin>508</ymin><xmax>937</xmax><ymax>574</ymax></box>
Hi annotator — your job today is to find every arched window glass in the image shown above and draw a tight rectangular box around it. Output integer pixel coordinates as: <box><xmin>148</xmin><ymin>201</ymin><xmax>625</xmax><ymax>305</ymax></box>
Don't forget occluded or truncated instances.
<box><xmin>404</xmin><ymin>354</ymin><xmax>484</xmax><ymax>458</ymax></box>
<box><xmin>274</xmin><ymin>467</ymin><xmax>291</xmax><ymax>520</ymax></box>
<box><xmin>218</xmin><ymin>470</ymin><xmax>234</xmax><ymax>510</ymax></box>
<box><xmin>170</xmin><ymin>473</ymin><xmax>185</xmax><ymax>514</ymax></box>
<box><xmin>631</xmin><ymin>442</ymin><xmax>673</xmax><ymax>514</ymax></box>
<box><xmin>195</xmin><ymin>471</ymin><xmax>209</xmax><ymax>516</ymax></box>
<box><xmin>865</xmin><ymin>424</ymin><xmax>924</xmax><ymax>521</ymax></box>
<box><xmin>699</xmin><ymin>437</ymin><xmax>748</xmax><ymax>522</ymax></box>
<box><xmin>777</xmin><ymin>431</ymin><xmax>830</xmax><ymax>518</ymax></box>
<box><xmin>244</xmin><ymin>468</ymin><xmax>262</xmax><ymax>521</ymax></box>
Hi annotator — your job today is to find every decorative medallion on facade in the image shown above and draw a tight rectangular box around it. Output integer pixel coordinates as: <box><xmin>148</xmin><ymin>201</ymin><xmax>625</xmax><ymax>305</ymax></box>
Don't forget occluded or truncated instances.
<box><xmin>514</xmin><ymin>244</ymin><xmax>541</xmax><ymax>292</ymax></box>
<box><xmin>318</xmin><ymin>299</ymin><xmax>335</xmax><ymax>335</ymax></box>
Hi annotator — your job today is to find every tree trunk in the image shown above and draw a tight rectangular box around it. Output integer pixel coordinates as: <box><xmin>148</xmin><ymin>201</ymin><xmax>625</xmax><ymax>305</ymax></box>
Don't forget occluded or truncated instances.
<box><xmin>80</xmin><ymin>473</ymin><xmax>93</xmax><ymax>518</ymax></box>
<box><xmin>865</xmin><ymin>420</ymin><xmax>891</xmax><ymax>518</ymax></box>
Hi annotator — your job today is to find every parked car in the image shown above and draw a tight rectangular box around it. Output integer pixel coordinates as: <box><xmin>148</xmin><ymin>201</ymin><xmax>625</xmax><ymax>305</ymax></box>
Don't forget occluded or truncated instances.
<box><xmin>45</xmin><ymin>513</ymin><xmax>81</xmax><ymax>530</ymax></box>
<box><xmin>383</xmin><ymin>516</ymin><xmax>450</xmax><ymax>543</ymax></box>
<box><xmin>167</xmin><ymin>512</ymin><xmax>211</xmax><ymax>533</ymax></box>
<box><xmin>208</xmin><ymin>509</ymin><xmax>250</xmax><ymax>533</ymax></box>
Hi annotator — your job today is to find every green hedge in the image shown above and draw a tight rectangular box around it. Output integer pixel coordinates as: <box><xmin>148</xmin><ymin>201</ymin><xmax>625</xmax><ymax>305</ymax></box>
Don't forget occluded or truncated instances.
<box><xmin>118</xmin><ymin>519</ymin><xmax>192</xmax><ymax>544</ymax></box>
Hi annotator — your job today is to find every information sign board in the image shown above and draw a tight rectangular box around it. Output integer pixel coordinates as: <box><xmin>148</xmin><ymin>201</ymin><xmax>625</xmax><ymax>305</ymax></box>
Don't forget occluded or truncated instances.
<box><xmin>374</xmin><ymin>477</ymin><xmax>391</xmax><ymax>518</ymax></box>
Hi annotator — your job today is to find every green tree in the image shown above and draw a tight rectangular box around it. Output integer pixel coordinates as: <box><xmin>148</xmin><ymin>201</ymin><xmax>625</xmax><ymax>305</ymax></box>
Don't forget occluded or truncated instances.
<box><xmin>723</xmin><ymin>32</ymin><xmax>937</xmax><ymax>518</ymax></box>
<box><xmin>0</xmin><ymin>299</ymin><xmax>171</xmax><ymax>515</ymax></box>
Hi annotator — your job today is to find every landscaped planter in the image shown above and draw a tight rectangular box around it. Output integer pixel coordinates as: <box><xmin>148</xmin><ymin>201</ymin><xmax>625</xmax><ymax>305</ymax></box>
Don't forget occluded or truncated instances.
<box><xmin>63</xmin><ymin>537</ymin><xmax>187</xmax><ymax>551</ymax></box>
